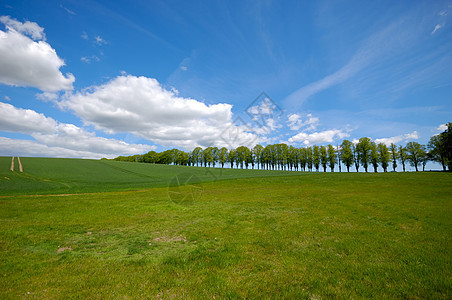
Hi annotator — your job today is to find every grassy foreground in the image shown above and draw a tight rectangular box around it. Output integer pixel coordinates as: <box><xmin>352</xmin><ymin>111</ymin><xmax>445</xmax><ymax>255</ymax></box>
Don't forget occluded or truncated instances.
<box><xmin>1</xmin><ymin>160</ymin><xmax>451</xmax><ymax>298</ymax></box>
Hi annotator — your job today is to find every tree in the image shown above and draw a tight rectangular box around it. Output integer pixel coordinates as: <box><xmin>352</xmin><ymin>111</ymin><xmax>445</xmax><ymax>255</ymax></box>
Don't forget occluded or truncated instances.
<box><xmin>378</xmin><ymin>143</ymin><xmax>390</xmax><ymax>172</ymax></box>
<box><xmin>443</xmin><ymin>123</ymin><xmax>452</xmax><ymax>171</ymax></box>
<box><xmin>236</xmin><ymin>146</ymin><xmax>251</xmax><ymax>169</ymax></box>
<box><xmin>327</xmin><ymin>144</ymin><xmax>336</xmax><ymax>172</ymax></box>
<box><xmin>253</xmin><ymin>144</ymin><xmax>264</xmax><ymax>169</ymax></box>
<box><xmin>313</xmin><ymin>145</ymin><xmax>320</xmax><ymax>172</ymax></box>
<box><xmin>299</xmin><ymin>147</ymin><xmax>307</xmax><ymax>171</ymax></box>
<box><xmin>357</xmin><ymin>137</ymin><xmax>372</xmax><ymax>172</ymax></box>
<box><xmin>202</xmin><ymin>147</ymin><xmax>211</xmax><ymax>167</ymax></box>
<box><xmin>370</xmin><ymin>142</ymin><xmax>379</xmax><ymax>172</ymax></box>
<box><xmin>218</xmin><ymin>147</ymin><xmax>228</xmax><ymax>168</ymax></box>
<box><xmin>306</xmin><ymin>147</ymin><xmax>313</xmax><ymax>171</ymax></box>
<box><xmin>142</xmin><ymin>150</ymin><xmax>158</xmax><ymax>163</ymax></box>
<box><xmin>320</xmin><ymin>145</ymin><xmax>328</xmax><ymax>172</ymax></box>
<box><xmin>341</xmin><ymin>140</ymin><xmax>353</xmax><ymax>172</ymax></box>
<box><xmin>228</xmin><ymin>149</ymin><xmax>236</xmax><ymax>168</ymax></box>
<box><xmin>399</xmin><ymin>145</ymin><xmax>407</xmax><ymax>172</ymax></box>
<box><xmin>405</xmin><ymin>142</ymin><xmax>425</xmax><ymax>172</ymax></box>
<box><xmin>211</xmin><ymin>147</ymin><xmax>219</xmax><ymax>167</ymax></box>
<box><xmin>287</xmin><ymin>146</ymin><xmax>298</xmax><ymax>171</ymax></box>
<box><xmin>276</xmin><ymin>143</ymin><xmax>289</xmax><ymax>170</ymax></box>
<box><xmin>352</xmin><ymin>143</ymin><xmax>360</xmax><ymax>172</ymax></box>
<box><xmin>390</xmin><ymin>143</ymin><xmax>398</xmax><ymax>172</ymax></box>
<box><xmin>336</xmin><ymin>144</ymin><xmax>342</xmax><ymax>172</ymax></box>
<box><xmin>428</xmin><ymin>123</ymin><xmax>452</xmax><ymax>171</ymax></box>
<box><xmin>244</xmin><ymin>147</ymin><xmax>252</xmax><ymax>169</ymax></box>
<box><xmin>428</xmin><ymin>135</ymin><xmax>446</xmax><ymax>171</ymax></box>
<box><xmin>420</xmin><ymin>148</ymin><xmax>429</xmax><ymax>172</ymax></box>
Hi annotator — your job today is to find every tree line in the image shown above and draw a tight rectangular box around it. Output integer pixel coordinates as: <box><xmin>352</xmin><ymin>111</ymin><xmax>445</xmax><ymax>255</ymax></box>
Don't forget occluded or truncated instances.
<box><xmin>112</xmin><ymin>123</ymin><xmax>452</xmax><ymax>172</ymax></box>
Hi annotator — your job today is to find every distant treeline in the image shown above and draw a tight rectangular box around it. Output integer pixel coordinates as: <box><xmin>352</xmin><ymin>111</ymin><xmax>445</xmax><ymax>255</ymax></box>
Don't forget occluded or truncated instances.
<box><xmin>111</xmin><ymin>123</ymin><xmax>452</xmax><ymax>172</ymax></box>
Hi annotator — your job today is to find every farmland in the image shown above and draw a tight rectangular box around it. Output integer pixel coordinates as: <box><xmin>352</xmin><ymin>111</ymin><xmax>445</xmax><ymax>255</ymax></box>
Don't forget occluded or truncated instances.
<box><xmin>1</xmin><ymin>157</ymin><xmax>451</xmax><ymax>298</ymax></box>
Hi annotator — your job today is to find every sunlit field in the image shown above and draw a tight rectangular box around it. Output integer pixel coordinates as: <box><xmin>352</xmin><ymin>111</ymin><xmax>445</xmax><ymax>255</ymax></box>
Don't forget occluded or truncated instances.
<box><xmin>1</xmin><ymin>158</ymin><xmax>451</xmax><ymax>298</ymax></box>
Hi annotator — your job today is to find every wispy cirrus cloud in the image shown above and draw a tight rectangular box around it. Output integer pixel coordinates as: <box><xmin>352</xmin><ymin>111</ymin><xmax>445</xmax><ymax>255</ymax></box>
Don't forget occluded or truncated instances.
<box><xmin>284</xmin><ymin>3</ymin><xmax>449</xmax><ymax>109</ymax></box>
<box><xmin>431</xmin><ymin>24</ymin><xmax>442</xmax><ymax>34</ymax></box>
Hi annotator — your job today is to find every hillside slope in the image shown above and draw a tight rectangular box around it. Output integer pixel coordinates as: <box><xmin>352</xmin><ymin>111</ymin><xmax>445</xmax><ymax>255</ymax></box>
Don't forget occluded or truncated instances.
<box><xmin>0</xmin><ymin>157</ymin><xmax>299</xmax><ymax>195</ymax></box>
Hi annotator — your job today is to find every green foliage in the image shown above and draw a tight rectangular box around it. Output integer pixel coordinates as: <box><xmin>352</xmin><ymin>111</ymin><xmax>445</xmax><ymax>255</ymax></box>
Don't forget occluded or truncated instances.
<box><xmin>111</xmin><ymin>125</ymin><xmax>452</xmax><ymax>172</ymax></box>
<box><xmin>313</xmin><ymin>145</ymin><xmax>320</xmax><ymax>171</ymax></box>
<box><xmin>327</xmin><ymin>145</ymin><xmax>336</xmax><ymax>172</ymax></box>
<box><xmin>390</xmin><ymin>143</ymin><xmax>398</xmax><ymax>172</ymax></box>
<box><xmin>357</xmin><ymin>137</ymin><xmax>372</xmax><ymax>172</ymax></box>
<box><xmin>399</xmin><ymin>145</ymin><xmax>407</xmax><ymax>172</ymax></box>
<box><xmin>341</xmin><ymin>140</ymin><xmax>353</xmax><ymax>172</ymax></box>
<box><xmin>405</xmin><ymin>142</ymin><xmax>425</xmax><ymax>172</ymax></box>
<box><xmin>378</xmin><ymin>143</ymin><xmax>390</xmax><ymax>172</ymax></box>
<box><xmin>320</xmin><ymin>145</ymin><xmax>328</xmax><ymax>172</ymax></box>
<box><xmin>428</xmin><ymin>123</ymin><xmax>452</xmax><ymax>171</ymax></box>
<box><xmin>370</xmin><ymin>141</ymin><xmax>379</xmax><ymax>172</ymax></box>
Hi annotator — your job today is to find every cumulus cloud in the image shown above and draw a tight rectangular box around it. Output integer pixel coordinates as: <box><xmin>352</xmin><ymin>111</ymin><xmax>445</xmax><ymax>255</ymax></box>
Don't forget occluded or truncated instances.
<box><xmin>36</xmin><ymin>92</ymin><xmax>58</xmax><ymax>102</ymax></box>
<box><xmin>0</xmin><ymin>102</ymin><xmax>57</xmax><ymax>134</ymax></box>
<box><xmin>0</xmin><ymin>15</ymin><xmax>45</xmax><ymax>40</ymax></box>
<box><xmin>246</xmin><ymin>94</ymin><xmax>283</xmax><ymax>128</ymax></box>
<box><xmin>59</xmin><ymin>75</ymin><xmax>257</xmax><ymax>150</ymax></box>
<box><xmin>437</xmin><ymin>123</ymin><xmax>447</xmax><ymax>131</ymax></box>
<box><xmin>287</xmin><ymin>113</ymin><xmax>319</xmax><ymax>131</ymax></box>
<box><xmin>288</xmin><ymin>129</ymin><xmax>349</xmax><ymax>146</ymax></box>
<box><xmin>0</xmin><ymin>16</ymin><xmax>75</xmax><ymax>92</ymax></box>
<box><xmin>374</xmin><ymin>130</ymin><xmax>419</xmax><ymax>145</ymax></box>
<box><xmin>0</xmin><ymin>137</ymin><xmax>133</xmax><ymax>159</ymax></box>
<box><xmin>0</xmin><ymin>102</ymin><xmax>152</xmax><ymax>158</ymax></box>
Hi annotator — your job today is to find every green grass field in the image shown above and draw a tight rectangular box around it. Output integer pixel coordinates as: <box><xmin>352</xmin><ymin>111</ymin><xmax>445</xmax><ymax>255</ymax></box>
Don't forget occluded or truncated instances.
<box><xmin>1</xmin><ymin>157</ymin><xmax>451</xmax><ymax>298</ymax></box>
<box><xmin>0</xmin><ymin>157</ymin><xmax>299</xmax><ymax>196</ymax></box>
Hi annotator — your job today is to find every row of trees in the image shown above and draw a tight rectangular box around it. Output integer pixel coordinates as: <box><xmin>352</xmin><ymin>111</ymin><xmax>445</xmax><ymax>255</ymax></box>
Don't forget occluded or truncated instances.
<box><xmin>113</xmin><ymin>123</ymin><xmax>452</xmax><ymax>172</ymax></box>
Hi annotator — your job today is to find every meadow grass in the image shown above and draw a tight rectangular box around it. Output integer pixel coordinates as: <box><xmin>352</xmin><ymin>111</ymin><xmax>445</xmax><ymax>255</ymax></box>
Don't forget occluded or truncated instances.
<box><xmin>1</xmin><ymin>163</ymin><xmax>451</xmax><ymax>298</ymax></box>
<box><xmin>0</xmin><ymin>157</ymin><xmax>299</xmax><ymax>195</ymax></box>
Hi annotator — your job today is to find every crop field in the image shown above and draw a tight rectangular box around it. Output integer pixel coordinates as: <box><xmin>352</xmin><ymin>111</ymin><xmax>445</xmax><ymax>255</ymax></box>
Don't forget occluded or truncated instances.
<box><xmin>1</xmin><ymin>157</ymin><xmax>451</xmax><ymax>298</ymax></box>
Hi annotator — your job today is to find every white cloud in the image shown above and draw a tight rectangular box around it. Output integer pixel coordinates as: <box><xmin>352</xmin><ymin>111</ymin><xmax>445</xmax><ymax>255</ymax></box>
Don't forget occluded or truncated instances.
<box><xmin>80</xmin><ymin>55</ymin><xmax>100</xmax><ymax>64</ymax></box>
<box><xmin>287</xmin><ymin>113</ymin><xmax>319</xmax><ymax>131</ymax></box>
<box><xmin>180</xmin><ymin>66</ymin><xmax>188</xmax><ymax>71</ymax></box>
<box><xmin>0</xmin><ymin>16</ymin><xmax>74</xmax><ymax>92</ymax></box>
<box><xmin>0</xmin><ymin>137</ymin><xmax>143</xmax><ymax>159</ymax></box>
<box><xmin>60</xmin><ymin>75</ymin><xmax>258</xmax><ymax>150</ymax></box>
<box><xmin>36</xmin><ymin>92</ymin><xmax>58</xmax><ymax>102</ymax></box>
<box><xmin>431</xmin><ymin>24</ymin><xmax>442</xmax><ymax>34</ymax></box>
<box><xmin>288</xmin><ymin>129</ymin><xmax>349</xmax><ymax>146</ymax></box>
<box><xmin>0</xmin><ymin>15</ymin><xmax>45</xmax><ymax>40</ymax></box>
<box><xmin>437</xmin><ymin>123</ymin><xmax>447</xmax><ymax>131</ymax></box>
<box><xmin>0</xmin><ymin>102</ymin><xmax>57</xmax><ymax>134</ymax></box>
<box><xmin>4</xmin><ymin>95</ymin><xmax>10</xmax><ymax>101</ymax></box>
<box><xmin>81</xmin><ymin>32</ymin><xmax>88</xmax><ymax>40</ymax></box>
<box><xmin>95</xmin><ymin>35</ymin><xmax>107</xmax><ymax>45</ymax></box>
<box><xmin>0</xmin><ymin>102</ymin><xmax>153</xmax><ymax>158</ymax></box>
<box><xmin>60</xmin><ymin>4</ymin><xmax>76</xmax><ymax>16</ymax></box>
<box><xmin>374</xmin><ymin>131</ymin><xmax>419</xmax><ymax>145</ymax></box>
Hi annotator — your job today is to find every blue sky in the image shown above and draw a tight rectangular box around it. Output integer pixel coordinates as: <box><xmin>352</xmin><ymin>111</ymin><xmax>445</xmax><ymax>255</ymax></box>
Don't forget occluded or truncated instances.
<box><xmin>0</xmin><ymin>0</ymin><xmax>451</xmax><ymax>162</ymax></box>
